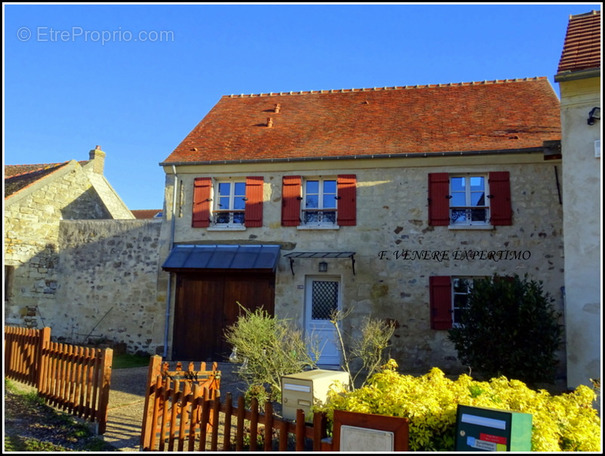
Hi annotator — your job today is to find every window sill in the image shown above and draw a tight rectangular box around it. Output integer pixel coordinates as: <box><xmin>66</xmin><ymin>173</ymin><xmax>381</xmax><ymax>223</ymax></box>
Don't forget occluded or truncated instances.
<box><xmin>448</xmin><ymin>225</ymin><xmax>494</xmax><ymax>231</ymax></box>
<box><xmin>297</xmin><ymin>225</ymin><xmax>340</xmax><ymax>231</ymax></box>
<box><xmin>208</xmin><ymin>226</ymin><xmax>246</xmax><ymax>231</ymax></box>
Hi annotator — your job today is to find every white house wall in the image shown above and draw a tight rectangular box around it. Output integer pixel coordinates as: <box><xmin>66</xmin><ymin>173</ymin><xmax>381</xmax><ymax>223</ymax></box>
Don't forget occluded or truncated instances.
<box><xmin>559</xmin><ymin>76</ymin><xmax>601</xmax><ymax>389</ymax></box>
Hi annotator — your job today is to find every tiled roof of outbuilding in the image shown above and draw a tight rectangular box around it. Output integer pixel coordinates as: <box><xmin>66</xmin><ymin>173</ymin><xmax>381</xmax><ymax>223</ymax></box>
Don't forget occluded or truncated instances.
<box><xmin>556</xmin><ymin>10</ymin><xmax>601</xmax><ymax>74</ymax></box>
<box><xmin>4</xmin><ymin>162</ymin><xmax>69</xmax><ymax>198</ymax></box>
<box><xmin>162</xmin><ymin>77</ymin><xmax>561</xmax><ymax>165</ymax></box>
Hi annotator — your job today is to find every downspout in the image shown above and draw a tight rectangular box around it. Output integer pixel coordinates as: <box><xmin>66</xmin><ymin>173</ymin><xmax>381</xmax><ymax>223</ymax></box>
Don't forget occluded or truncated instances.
<box><xmin>163</xmin><ymin>166</ymin><xmax>179</xmax><ymax>359</ymax></box>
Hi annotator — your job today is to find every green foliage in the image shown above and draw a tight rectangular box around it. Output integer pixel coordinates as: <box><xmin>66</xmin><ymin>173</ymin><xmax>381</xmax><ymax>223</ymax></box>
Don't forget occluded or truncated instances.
<box><xmin>316</xmin><ymin>361</ymin><xmax>601</xmax><ymax>452</ymax></box>
<box><xmin>447</xmin><ymin>274</ymin><xmax>563</xmax><ymax>385</ymax></box>
<box><xmin>112</xmin><ymin>352</ymin><xmax>150</xmax><ymax>369</ymax></box>
<box><xmin>224</xmin><ymin>304</ymin><xmax>319</xmax><ymax>401</ymax></box>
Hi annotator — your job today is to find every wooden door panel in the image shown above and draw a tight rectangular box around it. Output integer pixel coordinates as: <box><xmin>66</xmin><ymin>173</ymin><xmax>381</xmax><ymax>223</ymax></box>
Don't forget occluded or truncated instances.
<box><xmin>172</xmin><ymin>271</ymin><xmax>275</xmax><ymax>362</ymax></box>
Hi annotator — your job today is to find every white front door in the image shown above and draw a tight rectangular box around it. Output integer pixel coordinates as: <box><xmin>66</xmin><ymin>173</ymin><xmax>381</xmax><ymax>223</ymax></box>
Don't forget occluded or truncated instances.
<box><xmin>305</xmin><ymin>276</ymin><xmax>341</xmax><ymax>367</ymax></box>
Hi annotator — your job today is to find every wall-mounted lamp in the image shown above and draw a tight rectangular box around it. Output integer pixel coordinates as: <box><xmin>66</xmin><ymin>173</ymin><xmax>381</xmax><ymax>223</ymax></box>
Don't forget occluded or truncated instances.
<box><xmin>318</xmin><ymin>261</ymin><xmax>328</xmax><ymax>273</ymax></box>
<box><xmin>587</xmin><ymin>107</ymin><xmax>600</xmax><ymax>125</ymax></box>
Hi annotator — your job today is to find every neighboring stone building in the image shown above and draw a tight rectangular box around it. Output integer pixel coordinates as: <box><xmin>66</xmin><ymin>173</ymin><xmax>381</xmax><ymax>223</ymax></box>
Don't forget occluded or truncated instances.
<box><xmin>4</xmin><ymin>147</ymin><xmax>164</xmax><ymax>354</ymax></box>
<box><xmin>554</xmin><ymin>10</ymin><xmax>601</xmax><ymax>389</ymax></box>
<box><xmin>157</xmin><ymin>77</ymin><xmax>564</xmax><ymax>375</ymax></box>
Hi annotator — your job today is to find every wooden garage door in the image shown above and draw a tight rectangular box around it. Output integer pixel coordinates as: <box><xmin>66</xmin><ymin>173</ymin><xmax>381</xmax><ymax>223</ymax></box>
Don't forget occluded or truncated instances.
<box><xmin>172</xmin><ymin>271</ymin><xmax>275</xmax><ymax>361</ymax></box>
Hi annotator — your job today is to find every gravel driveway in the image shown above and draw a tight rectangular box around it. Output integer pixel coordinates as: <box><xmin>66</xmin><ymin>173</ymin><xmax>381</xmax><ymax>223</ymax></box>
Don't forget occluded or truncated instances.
<box><xmin>103</xmin><ymin>362</ymin><xmax>249</xmax><ymax>451</ymax></box>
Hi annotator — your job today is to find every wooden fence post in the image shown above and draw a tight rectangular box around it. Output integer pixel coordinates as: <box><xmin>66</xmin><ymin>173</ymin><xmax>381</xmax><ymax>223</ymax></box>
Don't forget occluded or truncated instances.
<box><xmin>141</xmin><ymin>355</ymin><xmax>163</xmax><ymax>450</ymax></box>
<box><xmin>36</xmin><ymin>327</ymin><xmax>51</xmax><ymax>391</ymax></box>
<box><xmin>96</xmin><ymin>348</ymin><xmax>113</xmax><ymax>434</ymax></box>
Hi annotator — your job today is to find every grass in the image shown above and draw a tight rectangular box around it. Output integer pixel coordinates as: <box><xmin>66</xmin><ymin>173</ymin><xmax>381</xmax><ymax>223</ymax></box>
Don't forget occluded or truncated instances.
<box><xmin>112</xmin><ymin>352</ymin><xmax>150</xmax><ymax>369</ymax></box>
<box><xmin>4</xmin><ymin>379</ymin><xmax>117</xmax><ymax>452</ymax></box>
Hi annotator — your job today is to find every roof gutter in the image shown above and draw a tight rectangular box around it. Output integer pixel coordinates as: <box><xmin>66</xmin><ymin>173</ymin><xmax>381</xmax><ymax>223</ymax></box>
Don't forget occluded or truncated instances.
<box><xmin>159</xmin><ymin>145</ymin><xmax>554</xmax><ymax>167</ymax></box>
<box><xmin>554</xmin><ymin>68</ymin><xmax>601</xmax><ymax>83</ymax></box>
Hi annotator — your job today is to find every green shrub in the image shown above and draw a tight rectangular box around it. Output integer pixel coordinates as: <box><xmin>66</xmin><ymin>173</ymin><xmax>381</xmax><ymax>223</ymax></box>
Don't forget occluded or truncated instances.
<box><xmin>447</xmin><ymin>274</ymin><xmax>563</xmax><ymax>385</ymax></box>
<box><xmin>224</xmin><ymin>304</ymin><xmax>319</xmax><ymax>401</ymax></box>
<box><xmin>316</xmin><ymin>360</ymin><xmax>601</xmax><ymax>452</ymax></box>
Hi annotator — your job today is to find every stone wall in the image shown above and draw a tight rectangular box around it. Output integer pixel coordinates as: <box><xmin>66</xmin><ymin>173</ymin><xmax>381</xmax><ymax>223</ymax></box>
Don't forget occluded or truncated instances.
<box><xmin>54</xmin><ymin>219</ymin><xmax>165</xmax><ymax>354</ymax></box>
<box><xmin>161</xmin><ymin>155</ymin><xmax>565</xmax><ymax>375</ymax></box>
<box><xmin>4</xmin><ymin>163</ymin><xmax>113</xmax><ymax>327</ymax></box>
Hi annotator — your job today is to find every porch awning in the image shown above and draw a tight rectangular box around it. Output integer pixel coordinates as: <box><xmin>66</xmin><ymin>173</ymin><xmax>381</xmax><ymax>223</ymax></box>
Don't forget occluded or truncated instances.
<box><xmin>162</xmin><ymin>244</ymin><xmax>281</xmax><ymax>272</ymax></box>
<box><xmin>283</xmin><ymin>251</ymin><xmax>356</xmax><ymax>275</ymax></box>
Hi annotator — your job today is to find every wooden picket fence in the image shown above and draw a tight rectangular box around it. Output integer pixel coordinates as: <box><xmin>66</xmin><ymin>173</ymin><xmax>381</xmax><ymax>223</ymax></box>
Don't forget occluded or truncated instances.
<box><xmin>141</xmin><ymin>356</ymin><xmax>330</xmax><ymax>451</ymax></box>
<box><xmin>4</xmin><ymin>326</ymin><xmax>113</xmax><ymax>434</ymax></box>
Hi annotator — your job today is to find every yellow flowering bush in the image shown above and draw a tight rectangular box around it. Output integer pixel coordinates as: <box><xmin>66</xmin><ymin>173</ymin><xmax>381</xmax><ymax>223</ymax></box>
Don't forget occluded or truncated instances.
<box><xmin>316</xmin><ymin>360</ymin><xmax>601</xmax><ymax>452</ymax></box>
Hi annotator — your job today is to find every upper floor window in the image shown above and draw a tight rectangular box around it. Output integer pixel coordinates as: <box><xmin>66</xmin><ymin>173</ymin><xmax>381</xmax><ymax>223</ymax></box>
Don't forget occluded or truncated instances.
<box><xmin>428</xmin><ymin>172</ymin><xmax>512</xmax><ymax>227</ymax></box>
<box><xmin>282</xmin><ymin>175</ymin><xmax>357</xmax><ymax>227</ymax></box>
<box><xmin>214</xmin><ymin>181</ymin><xmax>246</xmax><ymax>225</ymax></box>
<box><xmin>303</xmin><ymin>179</ymin><xmax>337</xmax><ymax>226</ymax></box>
<box><xmin>192</xmin><ymin>176</ymin><xmax>263</xmax><ymax>228</ymax></box>
<box><xmin>449</xmin><ymin>175</ymin><xmax>488</xmax><ymax>226</ymax></box>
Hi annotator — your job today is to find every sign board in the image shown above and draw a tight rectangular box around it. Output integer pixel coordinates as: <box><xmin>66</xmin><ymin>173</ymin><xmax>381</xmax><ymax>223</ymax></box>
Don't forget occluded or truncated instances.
<box><xmin>455</xmin><ymin>405</ymin><xmax>532</xmax><ymax>451</ymax></box>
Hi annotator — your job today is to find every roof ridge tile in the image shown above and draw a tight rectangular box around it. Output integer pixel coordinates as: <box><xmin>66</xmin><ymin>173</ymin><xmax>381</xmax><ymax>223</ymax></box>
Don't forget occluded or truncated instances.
<box><xmin>224</xmin><ymin>77</ymin><xmax>546</xmax><ymax>99</ymax></box>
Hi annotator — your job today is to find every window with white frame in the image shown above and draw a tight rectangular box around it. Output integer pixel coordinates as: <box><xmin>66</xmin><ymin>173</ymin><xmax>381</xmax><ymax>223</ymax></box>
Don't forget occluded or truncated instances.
<box><xmin>449</xmin><ymin>175</ymin><xmax>489</xmax><ymax>225</ymax></box>
<box><xmin>452</xmin><ymin>277</ymin><xmax>483</xmax><ymax>327</ymax></box>
<box><xmin>302</xmin><ymin>178</ymin><xmax>338</xmax><ymax>225</ymax></box>
<box><xmin>213</xmin><ymin>181</ymin><xmax>246</xmax><ymax>225</ymax></box>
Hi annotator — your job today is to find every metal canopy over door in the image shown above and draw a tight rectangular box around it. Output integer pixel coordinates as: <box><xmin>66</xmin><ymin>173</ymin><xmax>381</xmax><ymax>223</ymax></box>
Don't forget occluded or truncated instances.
<box><xmin>305</xmin><ymin>276</ymin><xmax>342</xmax><ymax>367</ymax></box>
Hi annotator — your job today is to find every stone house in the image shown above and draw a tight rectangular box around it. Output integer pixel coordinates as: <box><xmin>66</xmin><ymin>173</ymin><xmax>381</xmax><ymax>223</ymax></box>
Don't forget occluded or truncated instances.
<box><xmin>554</xmin><ymin>10</ymin><xmax>601</xmax><ymax>389</ymax></box>
<box><xmin>157</xmin><ymin>77</ymin><xmax>564</xmax><ymax>374</ymax></box>
<box><xmin>4</xmin><ymin>147</ymin><xmax>164</xmax><ymax>353</ymax></box>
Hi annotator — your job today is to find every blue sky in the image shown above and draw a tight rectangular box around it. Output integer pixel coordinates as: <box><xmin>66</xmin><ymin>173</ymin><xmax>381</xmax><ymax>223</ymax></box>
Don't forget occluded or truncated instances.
<box><xmin>3</xmin><ymin>2</ymin><xmax>601</xmax><ymax>210</ymax></box>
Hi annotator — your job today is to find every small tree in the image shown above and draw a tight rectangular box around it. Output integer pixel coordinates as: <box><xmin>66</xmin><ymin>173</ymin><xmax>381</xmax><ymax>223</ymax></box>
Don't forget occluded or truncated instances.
<box><xmin>448</xmin><ymin>274</ymin><xmax>563</xmax><ymax>385</ymax></box>
<box><xmin>224</xmin><ymin>304</ymin><xmax>319</xmax><ymax>402</ymax></box>
<box><xmin>331</xmin><ymin>309</ymin><xmax>397</xmax><ymax>389</ymax></box>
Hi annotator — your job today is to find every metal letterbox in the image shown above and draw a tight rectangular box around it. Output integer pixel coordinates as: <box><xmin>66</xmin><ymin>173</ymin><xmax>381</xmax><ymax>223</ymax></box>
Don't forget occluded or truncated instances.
<box><xmin>281</xmin><ymin>369</ymin><xmax>350</xmax><ymax>421</ymax></box>
<box><xmin>455</xmin><ymin>405</ymin><xmax>532</xmax><ymax>451</ymax></box>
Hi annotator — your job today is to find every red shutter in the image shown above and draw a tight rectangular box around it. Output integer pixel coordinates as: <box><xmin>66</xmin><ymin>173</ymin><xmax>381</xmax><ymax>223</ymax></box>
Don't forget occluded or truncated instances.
<box><xmin>337</xmin><ymin>174</ymin><xmax>357</xmax><ymax>226</ymax></box>
<box><xmin>192</xmin><ymin>177</ymin><xmax>212</xmax><ymax>228</ymax></box>
<box><xmin>428</xmin><ymin>173</ymin><xmax>450</xmax><ymax>226</ymax></box>
<box><xmin>244</xmin><ymin>176</ymin><xmax>263</xmax><ymax>227</ymax></box>
<box><xmin>282</xmin><ymin>176</ymin><xmax>301</xmax><ymax>226</ymax></box>
<box><xmin>430</xmin><ymin>276</ymin><xmax>452</xmax><ymax>330</ymax></box>
<box><xmin>489</xmin><ymin>171</ymin><xmax>512</xmax><ymax>226</ymax></box>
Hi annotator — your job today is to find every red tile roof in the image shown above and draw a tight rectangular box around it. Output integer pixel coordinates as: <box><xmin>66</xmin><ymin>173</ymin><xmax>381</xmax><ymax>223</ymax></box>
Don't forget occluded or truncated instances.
<box><xmin>4</xmin><ymin>160</ymin><xmax>90</xmax><ymax>198</ymax></box>
<box><xmin>556</xmin><ymin>10</ymin><xmax>601</xmax><ymax>74</ymax></box>
<box><xmin>162</xmin><ymin>78</ymin><xmax>561</xmax><ymax>165</ymax></box>
<box><xmin>4</xmin><ymin>163</ymin><xmax>69</xmax><ymax>197</ymax></box>
<box><xmin>131</xmin><ymin>209</ymin><xmax>163</xmax><ymax>219</ymax></box>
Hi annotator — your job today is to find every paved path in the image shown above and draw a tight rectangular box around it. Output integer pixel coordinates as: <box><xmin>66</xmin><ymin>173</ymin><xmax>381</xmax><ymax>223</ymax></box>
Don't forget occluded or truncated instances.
<box><xmin>103</xmin><ymin>366</ymin><xmax>148</xmax><ymax>451</ymax></box>
<box><xmin>103</xmin><ymin>363</ymin><xmax>249</xmax><ymax>452</ymax></box>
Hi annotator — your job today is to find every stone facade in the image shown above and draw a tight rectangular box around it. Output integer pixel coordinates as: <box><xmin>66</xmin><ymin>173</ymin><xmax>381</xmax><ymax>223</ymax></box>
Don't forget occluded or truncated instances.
<box><xmin>159</xmin><ymin>152</ymin><xmax>565</xmax><ymax>375</ymax></box>
<box><xmin>53</xmin><ymin>219</ymin><xmax>164</xmax><ymax>354</ymax></box>
<box><xmin>3</xmin><ymin>150</ymin><xmax>155</xmax><ymax>351</ymax></box>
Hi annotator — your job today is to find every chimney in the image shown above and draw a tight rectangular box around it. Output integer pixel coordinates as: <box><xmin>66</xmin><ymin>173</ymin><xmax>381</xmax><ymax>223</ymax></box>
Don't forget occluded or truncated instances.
<box><xmin>89</xmin><ymin>145</ymin><xmax>106</xmax><ymax>174</ymax></box>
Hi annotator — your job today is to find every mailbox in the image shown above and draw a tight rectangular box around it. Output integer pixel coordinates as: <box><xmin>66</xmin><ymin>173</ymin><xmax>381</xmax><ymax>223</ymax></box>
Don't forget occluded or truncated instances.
<box><xmin>455</xmin><ymin>405</ymin><xmax>532</xmax><ymax>451</ymax></box>
<box><xmin>281</xmin><ymin>369</ymin><xmax>350</xmax><ymax>421</ymax></box>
